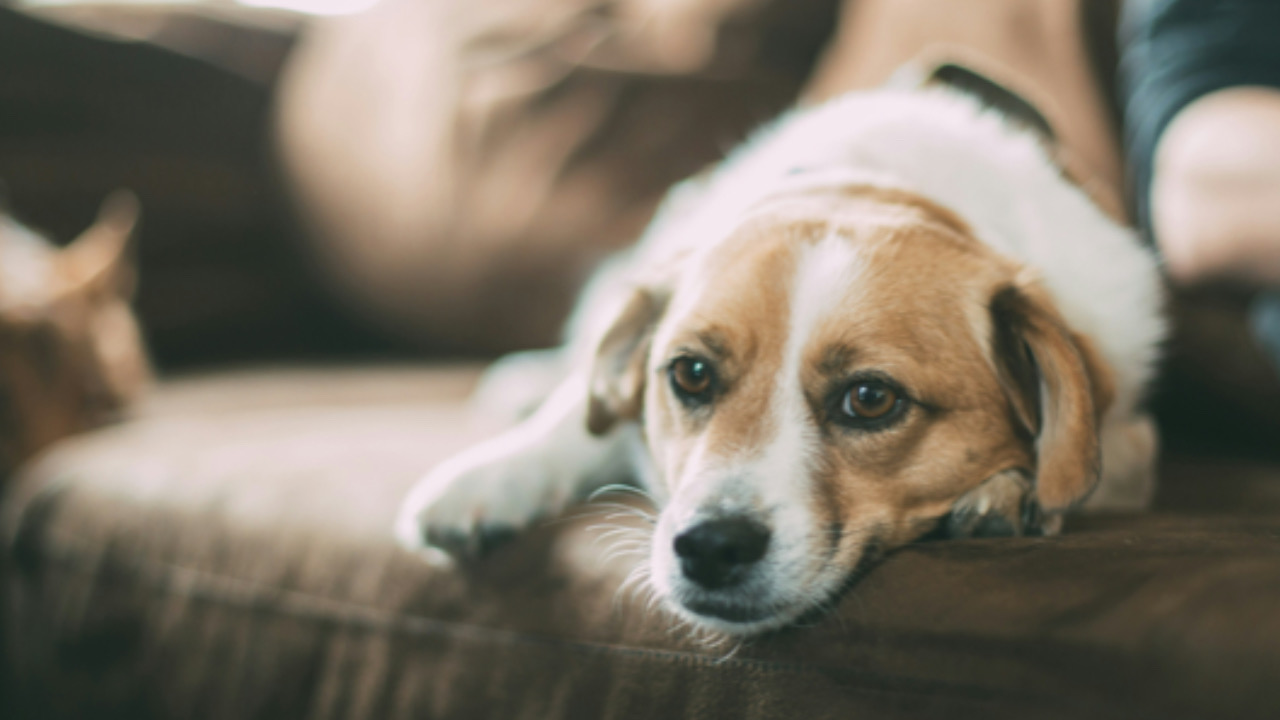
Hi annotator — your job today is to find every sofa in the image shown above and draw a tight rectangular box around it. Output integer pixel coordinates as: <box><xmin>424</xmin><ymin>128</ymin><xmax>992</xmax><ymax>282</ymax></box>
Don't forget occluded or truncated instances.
<box><xmin>4</xmin><ymin>4</ymin><xmax>1280</xmax><ymax>719</ymax></box>
<box><xmin>4</xmin><ymin>364</ymin><xmax>1280</xmax><ymax>719</ymax></box>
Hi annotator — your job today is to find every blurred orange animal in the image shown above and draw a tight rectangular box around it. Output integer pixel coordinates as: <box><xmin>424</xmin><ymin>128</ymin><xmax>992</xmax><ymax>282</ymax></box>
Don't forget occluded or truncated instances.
<box><xmin>0</xmin><ymin>191</ymin><xmax>150</xmax><ymax>476</ymax></box>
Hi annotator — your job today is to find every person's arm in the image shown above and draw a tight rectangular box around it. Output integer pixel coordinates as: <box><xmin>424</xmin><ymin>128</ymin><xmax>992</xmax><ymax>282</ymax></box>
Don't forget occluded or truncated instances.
<box><xmin>1152</xmin><ymin>87</ymin><xmax>1280</xmax><ymax>286</ymax></box>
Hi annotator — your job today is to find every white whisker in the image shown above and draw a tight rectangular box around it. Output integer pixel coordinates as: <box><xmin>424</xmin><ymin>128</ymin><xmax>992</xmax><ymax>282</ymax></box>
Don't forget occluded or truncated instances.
<box><xmin>588</xmin><ymin>484</ymin><xmax>655</xmax><ymax>502</ymax></box>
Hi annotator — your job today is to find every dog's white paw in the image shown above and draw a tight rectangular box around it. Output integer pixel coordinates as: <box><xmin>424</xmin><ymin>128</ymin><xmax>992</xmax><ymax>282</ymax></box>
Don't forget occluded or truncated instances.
<box><xmin>395</xmin><ymin>436</ymin><xmax>572</xmax><ymax>558</ymax></box>
<box><xmin>469</xmin><ymin>348</ymin><xmax>568</xmax><ymax>428</ymax></box>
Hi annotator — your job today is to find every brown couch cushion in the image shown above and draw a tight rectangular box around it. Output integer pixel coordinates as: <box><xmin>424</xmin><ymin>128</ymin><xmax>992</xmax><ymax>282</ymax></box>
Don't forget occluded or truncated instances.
<box><xmin>4</xmin><ymin>366</ymin><xmax>1280</xmax><ymax>719</ymax></box>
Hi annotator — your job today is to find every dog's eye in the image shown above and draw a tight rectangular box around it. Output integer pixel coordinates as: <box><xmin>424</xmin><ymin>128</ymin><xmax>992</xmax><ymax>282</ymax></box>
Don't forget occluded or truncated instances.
<box><xmin>841</xmin><ymin>381</ymin><xmax>899</xmax><ymax>420</ymax></box>
<box><xmin>670</xmin><ymin>356</ymin><xmax>714</xmax><ymax>402</ymax></box>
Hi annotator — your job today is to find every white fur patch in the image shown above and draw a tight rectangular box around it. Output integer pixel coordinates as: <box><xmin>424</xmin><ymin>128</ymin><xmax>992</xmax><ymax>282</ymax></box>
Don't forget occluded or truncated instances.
<box><xmin>647</xmin><ymin>231</ymin><xmax>869</xmax><ymax>632</ymax></box>
<box><xmin>756</xmin><ymin>232</ymin><xmax>861</xmax><ymax>526</ymax></box>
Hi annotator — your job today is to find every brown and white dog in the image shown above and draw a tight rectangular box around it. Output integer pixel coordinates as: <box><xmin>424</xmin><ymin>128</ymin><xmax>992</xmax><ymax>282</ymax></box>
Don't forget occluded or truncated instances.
<box><xmin>396</xmin><ymin>84</ymin><xmax>1164</xmax><ymax>635</ymax></box>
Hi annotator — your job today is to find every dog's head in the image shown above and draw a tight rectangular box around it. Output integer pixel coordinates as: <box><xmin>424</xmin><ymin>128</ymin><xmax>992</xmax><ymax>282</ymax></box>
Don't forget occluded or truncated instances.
<box><xmin>586</xmin><ymin>185</ymin><xmax>1112</xmax><ymax>634</ymax></box>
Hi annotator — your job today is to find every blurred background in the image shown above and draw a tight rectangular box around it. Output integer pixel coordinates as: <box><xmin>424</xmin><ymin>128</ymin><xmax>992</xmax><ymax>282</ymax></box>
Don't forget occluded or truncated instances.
<box><xmin>2</xmin><ymin>0</ymin><xmax>400</xmax><ymax>369</ymax></box>
<box><xmin>3</xmin><ymin>0</ymin><xmax>1278</xmax><ymax>452</ymax></box>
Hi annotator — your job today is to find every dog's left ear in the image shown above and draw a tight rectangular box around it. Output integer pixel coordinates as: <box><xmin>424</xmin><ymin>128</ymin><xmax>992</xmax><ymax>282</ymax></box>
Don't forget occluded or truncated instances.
<box><xmin>586</xmin><ymin>286</ymin><xmax>669</xmax><ymax>436</ymax></box>
<box><xmin>990</xmin><ymin>280</ymin><xmax>1114</xmax><ymax>513</ymax></box>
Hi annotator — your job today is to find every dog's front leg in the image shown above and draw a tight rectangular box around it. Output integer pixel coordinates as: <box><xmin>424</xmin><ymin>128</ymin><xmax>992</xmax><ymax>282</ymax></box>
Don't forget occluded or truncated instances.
<box><xmin>945</xmin><ymin>468</ymin><xmax>1062</xmax><ymax>537</ymax></box>
<box><xmin>395</xmin><ymin>373</ymin><xmax>632</xmax><ymax>557</ymax></box>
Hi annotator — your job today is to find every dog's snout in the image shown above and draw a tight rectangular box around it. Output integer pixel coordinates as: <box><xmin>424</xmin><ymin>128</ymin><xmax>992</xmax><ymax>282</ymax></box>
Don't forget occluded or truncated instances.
<box><xmin>673</xmin><ymin>517</ymin><xmax>771</xmax><ymax>589</ymax></box>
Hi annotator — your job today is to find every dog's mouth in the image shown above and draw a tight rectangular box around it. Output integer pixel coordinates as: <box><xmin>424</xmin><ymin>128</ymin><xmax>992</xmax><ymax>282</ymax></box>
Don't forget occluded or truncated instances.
<box><xmin>672</xmin><ymin>583</ymin><xmax>846</xmax><ymax>635</ymax></box>
<box><xmin>681</xmin><ymin>597</ymin><xmax>775</xmax><ymax>624</ymax></box>
<box><xmin>664</xmin><ymin>535</ymin><xmax>888</xmax><ymax>634</ymax></box>
<box><xmin>669</xmin><ymin>574</ymin><xmax>844</xmax><ymax>633</ymax></box>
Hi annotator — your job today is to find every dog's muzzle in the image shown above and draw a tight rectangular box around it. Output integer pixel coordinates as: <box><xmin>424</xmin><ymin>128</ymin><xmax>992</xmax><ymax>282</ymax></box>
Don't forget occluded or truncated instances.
<box><xmin>667</xmin><ymin>514</ymin><xmax>783</xmax><ymax>624</ymax></box>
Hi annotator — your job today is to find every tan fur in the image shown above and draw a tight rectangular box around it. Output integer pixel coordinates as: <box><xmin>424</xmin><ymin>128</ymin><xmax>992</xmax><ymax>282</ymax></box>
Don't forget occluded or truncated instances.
<box><xmin>989</xmin><ymin>281</ymin><xmax>1109</xmax><ymax>511</ymax></box>
<box><xmin>628</xmin><ymin>184</ymin><xmax>1104</xmax><ymax>571</ymax></box>
<box><xmin>587</xmin><ymin>288</ymin><xmax>667</xmax><ymax>435</ymax></box>
<box><xmin>676</xmin><ymin>223</ymin><xmax>801</xmax><ymax>458</ymax></box>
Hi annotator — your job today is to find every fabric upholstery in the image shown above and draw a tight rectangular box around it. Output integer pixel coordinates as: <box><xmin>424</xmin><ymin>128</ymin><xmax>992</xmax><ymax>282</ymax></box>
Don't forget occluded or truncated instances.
<box><xmin>4</xmin><ymin>366</ymin><xmax>1280</xmax><ymax>719</ymax></box>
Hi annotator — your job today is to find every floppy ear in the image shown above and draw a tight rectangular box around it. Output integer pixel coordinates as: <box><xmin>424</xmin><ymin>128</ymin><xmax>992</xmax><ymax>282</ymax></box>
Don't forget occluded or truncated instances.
<box><xmin>990</xmin><ymin>281</ymin><xmax>1113</xmax><ymax>513</ymax></box>
<box><xmin>60</xmin><ymin>190</ymin><xmax>140</xmax><ymax>298</ymax></box>
<box><xmin>586</xmin><ymin>286</ymin><xmax>669</xmax><ymax>436</ymax></box>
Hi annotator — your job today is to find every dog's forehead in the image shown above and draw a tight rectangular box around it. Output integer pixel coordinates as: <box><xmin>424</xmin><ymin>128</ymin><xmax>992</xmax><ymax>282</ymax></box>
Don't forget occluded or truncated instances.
<box><xmin>661</xmin><ymin>196</ymin><xmax>997</xmax><ymax>363</ymax></box>
<box><xmin>646</xmin><ymin>195</ymin><xmax>1007</xmax><ymax>479</ymax></box>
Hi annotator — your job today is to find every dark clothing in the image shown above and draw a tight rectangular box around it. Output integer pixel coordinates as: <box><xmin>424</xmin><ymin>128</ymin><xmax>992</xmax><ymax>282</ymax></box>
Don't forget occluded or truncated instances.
<box><xmin>1120</xmin><ymin>0</ymin><xmax>1280</xmax><ymax>237</ymax></box>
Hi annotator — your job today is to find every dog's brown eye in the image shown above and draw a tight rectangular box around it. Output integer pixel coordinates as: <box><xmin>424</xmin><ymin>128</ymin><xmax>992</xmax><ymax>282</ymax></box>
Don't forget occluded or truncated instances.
<box><xmin>843</xmin><ymin>381</ymin><xmax>898</xmax><ymax>419</ymax></box>
<box><xmin>670</xmin><ymin>357</ymin><xmax>713</xmax><ymax>399</ymax></box>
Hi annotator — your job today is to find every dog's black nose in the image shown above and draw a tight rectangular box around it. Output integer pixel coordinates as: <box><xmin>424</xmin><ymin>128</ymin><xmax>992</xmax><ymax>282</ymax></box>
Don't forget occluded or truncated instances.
<box><xmin>674</xmin><ymin>517</ymin><xmax>771</xmax><ymax>590</ymax></box>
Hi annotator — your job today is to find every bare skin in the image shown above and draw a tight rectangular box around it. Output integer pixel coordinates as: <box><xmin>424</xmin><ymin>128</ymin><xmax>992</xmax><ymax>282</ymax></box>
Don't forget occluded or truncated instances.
<box><xmin>1151</xmin><ymin>87</ymin><xmax>1280</xmax><ymax>287</ymax></box>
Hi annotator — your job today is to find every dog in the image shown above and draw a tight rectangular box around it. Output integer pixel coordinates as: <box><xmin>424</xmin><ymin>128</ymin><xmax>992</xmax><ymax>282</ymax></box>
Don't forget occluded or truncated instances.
<box><xmin>395</xmin><ymin>82</ymin><xmax>1164</xmax><ymax>636</ymax></box>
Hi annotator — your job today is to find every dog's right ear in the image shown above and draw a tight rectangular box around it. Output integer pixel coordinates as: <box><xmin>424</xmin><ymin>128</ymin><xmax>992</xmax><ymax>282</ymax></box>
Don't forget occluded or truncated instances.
<box><xmin>586</xmin><ymin>286</ymin><xmax>669</xmax><ymax>436</ymax></box>
<box><xmin>989</xmin><ymin>280</ymin><xmax>1112</xmax><ymax>513</ymax></box>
